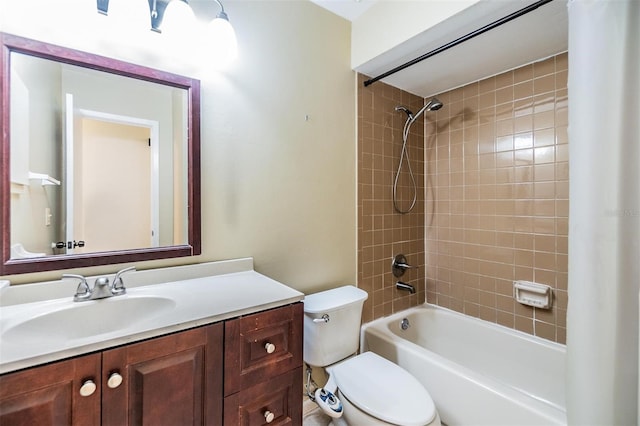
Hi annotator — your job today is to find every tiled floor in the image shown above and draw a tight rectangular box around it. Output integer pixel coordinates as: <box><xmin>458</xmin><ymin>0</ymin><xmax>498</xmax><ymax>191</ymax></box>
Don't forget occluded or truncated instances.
<box><xmin>302</xmin><ymin>396</ymin><xmax>332</xmax><ymax>426</ymax></box>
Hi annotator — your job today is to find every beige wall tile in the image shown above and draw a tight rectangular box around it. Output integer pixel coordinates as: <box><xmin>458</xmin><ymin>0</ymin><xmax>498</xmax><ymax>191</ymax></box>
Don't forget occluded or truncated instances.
<box><xmin>424</xmin><ymin>53</ymin><xmax>568</xmax><ymax>344</ymax></box>
<box><xmin>357</xmin><ymin>74</ymin><xmax>425</xmax><ymax>323</ymax></box>
<box><xmin>357</xmin><ymin>52</ymin><xmax>568</xmax><ymax>344</ymax></box>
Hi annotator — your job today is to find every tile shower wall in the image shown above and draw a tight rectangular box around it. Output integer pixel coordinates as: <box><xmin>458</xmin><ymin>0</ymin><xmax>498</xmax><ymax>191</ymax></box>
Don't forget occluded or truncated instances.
<box><xmin>426</xmin><ymin>53</ymin><xmax>568</xmax><ymax>343</ymax></box>
<box><xmin>357</xmin><ymin>74</ymin><xmax>427</xmax><ymax>324</ymax></box>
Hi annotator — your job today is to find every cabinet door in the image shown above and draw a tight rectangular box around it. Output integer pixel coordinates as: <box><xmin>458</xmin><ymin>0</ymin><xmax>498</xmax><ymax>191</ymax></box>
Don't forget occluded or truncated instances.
<box><xmin>102</xmin><ymin>323</ymin><xmax>223</xmax><ymax>426</ymax></box>
<box><xmin>0</xmin><ymin>353</ymin><xmax>102</xmax><ymax>426</ymax></box>
<box><xmin>225</xmin><ymin>303</ymin><xmax>303</xmax><ymax>396</ymax></box>
<box><xmin>223</xmin><ymin>367</ymin><xmax>303</xmax><ymax>426</ymax></box>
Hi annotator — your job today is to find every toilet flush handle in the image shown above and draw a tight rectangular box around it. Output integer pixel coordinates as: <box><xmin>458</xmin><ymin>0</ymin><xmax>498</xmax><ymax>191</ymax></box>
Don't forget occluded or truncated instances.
<box><xmin>313</xmin><ymin>314</ymin><xmax>330</xmax><ymax>323</ymax></box>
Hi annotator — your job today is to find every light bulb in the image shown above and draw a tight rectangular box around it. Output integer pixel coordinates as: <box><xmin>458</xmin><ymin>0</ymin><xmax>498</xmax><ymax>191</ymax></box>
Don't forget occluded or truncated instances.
<box><xmin>107</xmin><ymin>0</ymin><xmax>151</xmax><ymax>31</ymax></box>
<box><xmin>161</xmin><ymin>0</ymin><xmax>198</xmax><ymax>68</ymax></box>
<box><xmin>208</xmin><ymin>15</ymin><xmax>238</xmax><ymax>68</ymax></box>
<box><xmin>162</xmin><ymin>0</ymin><xmax>196</xmax><ymax>38</ymax></box>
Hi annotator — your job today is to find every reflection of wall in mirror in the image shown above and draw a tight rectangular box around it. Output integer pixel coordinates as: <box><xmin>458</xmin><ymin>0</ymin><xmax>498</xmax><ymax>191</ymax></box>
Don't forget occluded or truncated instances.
<box><xmin>172</xmin><ymin>89</ymin><xmax>188</xmax><ymax>245</ymax></box>
<box><xmin>10</xmin><ymin>54</ymin><xmax>62</xmax><ymax>257</ymax></box>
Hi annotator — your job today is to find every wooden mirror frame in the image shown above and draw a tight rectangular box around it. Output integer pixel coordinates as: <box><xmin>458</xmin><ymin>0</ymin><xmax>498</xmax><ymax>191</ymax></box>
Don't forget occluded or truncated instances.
<box><xmin>0</xmin><ymin>32</ymin><xmax>201</xmax><ymax>275</ymax></box>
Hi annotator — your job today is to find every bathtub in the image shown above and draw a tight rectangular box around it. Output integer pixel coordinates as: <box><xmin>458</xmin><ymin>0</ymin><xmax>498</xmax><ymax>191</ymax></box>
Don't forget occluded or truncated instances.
<box><xmin>360</xmin><ymin>304</ymin><xmax>566</xmax><ymax>425</ymax></box>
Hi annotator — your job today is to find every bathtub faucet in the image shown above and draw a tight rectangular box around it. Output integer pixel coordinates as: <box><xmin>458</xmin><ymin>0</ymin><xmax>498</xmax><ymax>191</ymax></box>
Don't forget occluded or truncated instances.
<box><xmin>396</xmin><ymin>281</ymin><xmax>415</xmax><ymax>294</ymax></box>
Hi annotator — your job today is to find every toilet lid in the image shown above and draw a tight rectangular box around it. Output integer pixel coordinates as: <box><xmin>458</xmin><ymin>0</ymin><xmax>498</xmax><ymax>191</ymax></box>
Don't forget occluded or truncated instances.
<box><xmin>332</xmin><ymin>352</ymin><xmax>436</xmax><ymax>426</ymax></box>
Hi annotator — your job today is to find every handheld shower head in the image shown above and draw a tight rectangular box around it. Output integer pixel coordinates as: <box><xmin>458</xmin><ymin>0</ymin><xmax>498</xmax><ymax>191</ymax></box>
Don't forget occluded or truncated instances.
<box><xmin>409</xmin><ymin>97</ymin><xmax>443</xmax><ymax>124</ymax></box>
<box><xmin>395</xmin><ymin>97</ymin><xmax>443</xmax><ymax>125</ymax></box>
<box><xmin>426</xmin><ymin>97</ymin><xmax>443</xmax><ymax>111</ymax></box>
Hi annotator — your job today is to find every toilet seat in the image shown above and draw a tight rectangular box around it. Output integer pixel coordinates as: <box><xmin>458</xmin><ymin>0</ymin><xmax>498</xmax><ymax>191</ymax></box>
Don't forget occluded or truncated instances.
<box><xmin>331</xmin><ymin>352</ymin><xmax>437</xmax><ymax>426</ymax></box>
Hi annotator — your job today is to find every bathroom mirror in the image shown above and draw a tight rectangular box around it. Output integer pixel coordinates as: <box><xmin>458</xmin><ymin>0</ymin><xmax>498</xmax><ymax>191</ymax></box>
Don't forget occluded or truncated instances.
<box><xmin>0</xmin><ymin>32</ymin><xmax>201</xmax><ymax>275</ymax></box>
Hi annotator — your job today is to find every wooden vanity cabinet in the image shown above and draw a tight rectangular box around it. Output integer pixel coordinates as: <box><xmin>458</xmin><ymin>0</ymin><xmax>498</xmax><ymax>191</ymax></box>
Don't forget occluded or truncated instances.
<box><xmin>0</xmin><ymin>323</ymin><xmax>223</xmax><ymax>426</ymax></box>
<box><xmin>101</xmin><ymin>323</ymin><xmax>223</xmax><ymax>426</ymax></box>
<box><xmin>224</xmin><ymin>303</ymin><xmax>303</xmax><ymax>425</ymax></box>
<box><xmin>0</xmin><ymin>353</ymin><xmax>102</xmax><ymax>426</ymax></box>
<box><xmin>0</xmin><ymin>303</ymin><xmax>302</xmax><ymax>426</ymax></box>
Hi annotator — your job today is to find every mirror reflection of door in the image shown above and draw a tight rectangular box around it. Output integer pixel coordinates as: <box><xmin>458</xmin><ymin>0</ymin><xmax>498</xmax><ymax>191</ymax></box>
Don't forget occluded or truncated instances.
<box><xmin>80</xmin><ymin>118</ymin><xmax>151</xmax><ymax>253</ymax></box>
<box><xmin>64</xmin><ymin>97</ymin><xmax>160</xmax><ymax>254</ymax></box>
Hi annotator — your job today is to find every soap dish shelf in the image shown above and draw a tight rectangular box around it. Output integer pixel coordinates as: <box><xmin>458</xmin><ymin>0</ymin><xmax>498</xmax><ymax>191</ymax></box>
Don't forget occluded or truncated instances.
<box><xmin>513</xmin><ymin>280</ymin><xmax>553</xmax><ymax>309</ymax></box>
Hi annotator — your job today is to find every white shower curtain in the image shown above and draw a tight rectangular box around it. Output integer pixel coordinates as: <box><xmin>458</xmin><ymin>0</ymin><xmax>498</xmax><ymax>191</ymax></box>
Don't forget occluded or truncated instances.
<box><xmin>566</xmin><ymin>0</ymin><xmax>640</xmax><ymax>424</ymax></box>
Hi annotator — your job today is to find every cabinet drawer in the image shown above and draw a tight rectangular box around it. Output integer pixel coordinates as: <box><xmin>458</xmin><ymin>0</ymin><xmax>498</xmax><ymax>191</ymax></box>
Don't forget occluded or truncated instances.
<box><xmin>223</xmin><ymin>367</ymin><xmax>302</xmax><ymax>426</ymax></box>
<box><xmin>224</xmin><ymin>303</ymin><xmax>302</xmax><ymax>396</ymax></box>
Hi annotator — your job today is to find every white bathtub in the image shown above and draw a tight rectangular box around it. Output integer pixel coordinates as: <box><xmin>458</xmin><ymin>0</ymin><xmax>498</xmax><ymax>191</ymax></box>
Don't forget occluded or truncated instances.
<box><xmin>361</xmin><ymin>304</ymin><xmax>566</xmax><ymax>425</ymax></box>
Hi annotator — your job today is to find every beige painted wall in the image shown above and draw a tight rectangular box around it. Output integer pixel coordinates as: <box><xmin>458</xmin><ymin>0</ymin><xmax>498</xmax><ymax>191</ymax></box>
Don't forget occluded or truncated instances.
<box><xmin>0</xmin><ymin>0</ymin><xmax>357</xmax><ymax>294</ymax></box>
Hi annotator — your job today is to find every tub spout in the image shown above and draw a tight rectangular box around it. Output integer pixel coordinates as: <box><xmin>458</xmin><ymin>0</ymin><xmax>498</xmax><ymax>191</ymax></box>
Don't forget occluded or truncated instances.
<box><xmin>396</xmin><ymin>281</ymin><xmax>415</xmax><ymax>294</ymax></box>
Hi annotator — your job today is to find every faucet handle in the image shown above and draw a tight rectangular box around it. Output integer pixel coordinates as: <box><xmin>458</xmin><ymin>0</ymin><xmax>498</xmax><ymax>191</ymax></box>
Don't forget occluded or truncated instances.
<box><xmin>391</xmin><ymin>254</ymin><xmax>417</xmax><ymax>277</ymax></box>
<box><xmin>112</xmin><ymin>266</ymin><xmax>136</xmax><ymax>295</ymax></box>
<box><xmin>63</xmin><ymin>273</ymin><xmax>91</xmax><ymax>301</ymax></box>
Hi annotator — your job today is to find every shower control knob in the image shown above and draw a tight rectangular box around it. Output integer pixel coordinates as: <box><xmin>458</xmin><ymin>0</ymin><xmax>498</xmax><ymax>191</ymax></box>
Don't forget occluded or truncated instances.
<box><xmin>265</xmin><ymin>342</ymin><xmax>276</xmax><ymax>354</ymax></box>
<box><xmin>391</xmin><ymin>254</ymin><xmax>416</xmax><ymax>277</ymax></box>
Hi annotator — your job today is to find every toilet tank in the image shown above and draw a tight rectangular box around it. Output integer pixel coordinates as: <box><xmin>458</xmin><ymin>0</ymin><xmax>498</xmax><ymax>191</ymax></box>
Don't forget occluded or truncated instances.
<box><xmin>303</xmin><ymin>285</ymin><xmax>368</xmax><ymax>367</ymax></box>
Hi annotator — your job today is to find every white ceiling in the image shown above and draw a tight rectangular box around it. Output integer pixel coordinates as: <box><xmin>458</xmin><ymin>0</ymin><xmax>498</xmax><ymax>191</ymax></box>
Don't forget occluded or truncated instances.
<box><xmin>309</xmin><ymin>0</ymin><xmax>377</xmax><ymax>21</ymax></box>
<box><xmin>311</xmin><ymin>0</ymin><xmax>568</xmax><ymax>98</ymax></box>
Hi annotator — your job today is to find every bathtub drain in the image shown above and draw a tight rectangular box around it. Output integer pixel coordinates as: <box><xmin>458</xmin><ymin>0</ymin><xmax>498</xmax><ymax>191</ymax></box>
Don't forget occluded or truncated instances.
<box><xmin>400</xmin><ymin>318</ymin><xmax>410</xmax><ymax>330</ymax></box>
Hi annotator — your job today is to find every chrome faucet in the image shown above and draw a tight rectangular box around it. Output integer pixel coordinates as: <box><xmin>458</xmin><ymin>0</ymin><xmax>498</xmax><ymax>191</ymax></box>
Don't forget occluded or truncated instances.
<box><xmin>64</xmin><ymin>266</ymin><xmax>136</xmax><ymax>302</ymax></box>
<box><xmin>391</xmin><ymin>254</ymin><xmax>417</xmax><ymax>277</ymax></box>
<box><xmin>64</xmin><ymin>273</ymin><xmax>91</xmax><ymax>302</ymax></box>
<box><xmin>396</xmin><ymin>281</ymin><xmax>416</xmax><ymax>294</ymax></box>
<box><xmin>112</xmin><ymin>266</ymin><xmax>134</xmax><ymax>296</ymax></box>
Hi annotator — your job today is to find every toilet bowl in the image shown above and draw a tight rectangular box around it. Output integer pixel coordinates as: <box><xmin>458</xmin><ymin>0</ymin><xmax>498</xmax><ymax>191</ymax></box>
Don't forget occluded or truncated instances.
<box><xmin>303</xmin><ymin>286</ymin><xmax>441</xmax><ymax>426</ymax></box>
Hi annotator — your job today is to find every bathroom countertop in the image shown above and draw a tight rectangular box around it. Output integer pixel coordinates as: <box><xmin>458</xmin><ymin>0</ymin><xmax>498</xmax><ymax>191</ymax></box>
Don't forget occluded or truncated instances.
<box><xmin>0</xmin><ymin>260</ymin><xmax>304</xmax><ymax>374</ymax></box>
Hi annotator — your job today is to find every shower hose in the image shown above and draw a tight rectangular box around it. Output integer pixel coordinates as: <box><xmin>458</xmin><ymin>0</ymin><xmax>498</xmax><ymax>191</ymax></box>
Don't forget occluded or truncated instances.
<box><xmin>393</xmin><ymin>116</ymin><xmax>417</xmax><ymax>214</ymax></box>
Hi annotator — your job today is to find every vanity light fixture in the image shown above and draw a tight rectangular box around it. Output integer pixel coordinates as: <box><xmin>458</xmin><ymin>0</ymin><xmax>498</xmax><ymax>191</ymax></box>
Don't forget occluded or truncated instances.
<box><xmin>97</xmin><ymin>0</ymin><xmax>237</xmax><ymax>63</ymax></box>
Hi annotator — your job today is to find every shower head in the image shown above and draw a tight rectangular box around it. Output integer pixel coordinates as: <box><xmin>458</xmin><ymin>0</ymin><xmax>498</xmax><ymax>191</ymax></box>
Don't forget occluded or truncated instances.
<box><xmin>395</xmin><ymin>97</ymin><xmax>444</xmax><ymax>125</ymax></box>
<box><xmin>426</xmin><ymin>97</ymin><xmax>443</xmax><ymax>111</ymax></box>
<box><xmin>408</xmin><ymin>97</ymin><xmax>444</xmax><ymax>124</ymax></box>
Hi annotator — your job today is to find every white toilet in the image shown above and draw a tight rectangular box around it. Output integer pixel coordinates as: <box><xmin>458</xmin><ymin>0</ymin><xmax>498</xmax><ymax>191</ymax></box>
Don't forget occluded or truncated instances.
<box><xmin>303</xmin><ymin>285</ymin><xmax>441</xmax><ymax>426</ymax></box>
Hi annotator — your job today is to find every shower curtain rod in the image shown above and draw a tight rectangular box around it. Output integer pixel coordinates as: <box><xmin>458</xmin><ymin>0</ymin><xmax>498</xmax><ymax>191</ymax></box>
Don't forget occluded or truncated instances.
<box><xmin>362</xmin><ymin>0</ymin><xmax>555</xmax><ymax>87</ymax></box>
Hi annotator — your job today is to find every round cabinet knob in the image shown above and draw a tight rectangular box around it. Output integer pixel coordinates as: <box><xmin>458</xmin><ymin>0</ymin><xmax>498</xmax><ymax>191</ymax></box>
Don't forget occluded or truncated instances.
<box><xmin>264</xmin><ymin>410</ymin><xmax>275</xmax><ymax>423</ymax></box>
<box><xmin>79</xmin><ymin>379</ymin><xmax>97</xmax><ymax>397</ymax></box>
<box><xmin>107</xmin><ymin>372</ymin><xmax>123</xmax><ymax>389</ymax></box>
<box><xmin>264</xmin><ymin>342</ymin><xmax>276</xmax><ymax>354</ymax></box>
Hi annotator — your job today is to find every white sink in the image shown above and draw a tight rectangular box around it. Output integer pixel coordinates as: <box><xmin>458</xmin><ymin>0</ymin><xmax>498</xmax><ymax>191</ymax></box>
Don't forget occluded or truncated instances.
<box><xmin>2</xmin><ymin>295</ymin><xmax>176</xmax><ymax>344</ymax></box>
<box><xmin>0</xmin><ymin>262</ymin><xmax>304</xmax><ymax>375</ymax></box>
